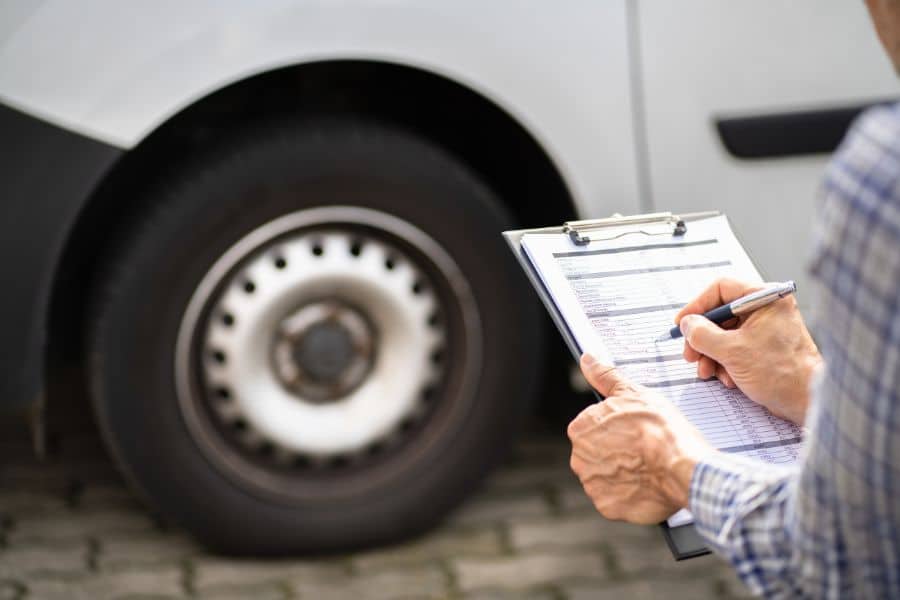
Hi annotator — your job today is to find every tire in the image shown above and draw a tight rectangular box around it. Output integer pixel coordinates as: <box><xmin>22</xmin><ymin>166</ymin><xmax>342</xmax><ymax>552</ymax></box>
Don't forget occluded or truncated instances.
<box><xmin>86</xmin><ymin>118</ymin><xmax>543</xmax><ymax>554</ymax></box>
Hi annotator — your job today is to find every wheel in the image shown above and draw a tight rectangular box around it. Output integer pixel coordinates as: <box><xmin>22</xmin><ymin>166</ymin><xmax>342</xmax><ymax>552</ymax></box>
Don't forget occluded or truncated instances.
<box><xmin>86</xmin><ymin>118</ymin><xmax>543</xmax><ymax>554</ymax></box>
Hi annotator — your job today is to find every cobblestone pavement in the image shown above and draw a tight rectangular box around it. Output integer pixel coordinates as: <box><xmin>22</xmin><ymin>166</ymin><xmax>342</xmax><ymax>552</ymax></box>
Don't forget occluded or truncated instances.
<box><xmin>0</xmin><ymin>417</ymin><xmax>751</xmax><ymax>600</ymax></box>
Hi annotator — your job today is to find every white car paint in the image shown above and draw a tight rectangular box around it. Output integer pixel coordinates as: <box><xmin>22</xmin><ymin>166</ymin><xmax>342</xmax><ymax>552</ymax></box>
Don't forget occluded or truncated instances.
<box><xmin>639</xmin><ymin>1</ymin><xmax>898</xmax><ymax>296</ymax></box>
<box><xmin>0</xmin><ymin>0</ymin><xmax>897</xmax><ymax>298</ymax></box>
<box><xmin>0</xmin><ymin>0</ymin><xmax>641</xmax><ymax>219</ymax></box>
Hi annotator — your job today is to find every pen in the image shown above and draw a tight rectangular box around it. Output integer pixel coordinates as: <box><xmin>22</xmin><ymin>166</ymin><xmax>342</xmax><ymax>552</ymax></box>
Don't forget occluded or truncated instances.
<box><xmin>655</xmin><ymin>280</ymin><xmax>797</xmax><ymax>342</ymax></box>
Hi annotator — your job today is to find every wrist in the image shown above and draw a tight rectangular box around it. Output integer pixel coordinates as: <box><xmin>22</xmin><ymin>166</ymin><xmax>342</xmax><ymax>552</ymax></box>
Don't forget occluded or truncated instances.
<box><xmin>662</xmin><ymin>441</ymin><xmax>714</xmax><ymax>509</ymax></box>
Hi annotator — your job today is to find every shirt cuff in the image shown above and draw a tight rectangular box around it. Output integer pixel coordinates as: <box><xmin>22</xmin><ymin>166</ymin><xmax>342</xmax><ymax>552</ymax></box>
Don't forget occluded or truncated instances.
<box><xmin>688</xmin><ymin>452</ymin><xmax>786</xmax><ymax>549</ymax></box>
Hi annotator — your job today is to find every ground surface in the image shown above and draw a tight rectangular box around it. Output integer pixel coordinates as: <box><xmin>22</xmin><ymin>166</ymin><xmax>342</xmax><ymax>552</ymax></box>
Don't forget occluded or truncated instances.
<box><xmin>0</xmin><ymin>415</ymin><xmax>752</xmax><ymax>600</ymax></box>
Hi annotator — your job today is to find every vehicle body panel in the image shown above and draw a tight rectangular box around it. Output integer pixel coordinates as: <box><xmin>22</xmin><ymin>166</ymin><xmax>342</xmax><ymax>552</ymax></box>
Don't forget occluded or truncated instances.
<box><xmin>639</xmin><ymin>0</ymin><xmax>898</xmax><ymax>298</ymax></box>
<box><xmin>0</xmin><ymin>0</ymin><xmax>641</xmax><ymax>217</ymax></box>
<box><xmin>0</xmin><ymin>0</ymin><xmax>640</xmax><ymax>412</ymax></box>
<box><xmin>0</xmin><ymin>0</ymin><xmax>897</xmax><ymax>414</ymax></box>
<box><xmin>0</xmin><ymin>104</ymin><xmax>121</xmax><ymax>411</ymax></box>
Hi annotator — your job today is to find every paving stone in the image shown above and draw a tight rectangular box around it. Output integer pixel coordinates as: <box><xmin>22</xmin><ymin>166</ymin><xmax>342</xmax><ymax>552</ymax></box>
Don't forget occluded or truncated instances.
<box><xmin>452</xmin><ymin>552</ymin><xmax>606</xmax><ymax>592</ymax></box>
<box><xmin>485</xmin><ymin>464</ymin><xmax>577</xmax><ymax>494</ymax></box>
<box><xmin>353</xmin><ymin>526</ymin><xmax>503</xmax><ymax>571</ymax></box>
<box><xmin>0</xmin><ymin>580</ymin><xmax>22</xmax><ymax>600</ymax></box>
<box><xmin>590</xmin><ymin>517</ymin><xmax>659</xmax><ymax>544</ymax></box>
<box><xmin>0</xmin><ymin>491</ymin><xmax>69</xmax><ymax>517</ymax></box>
<box><xmin>556</xmin><ymin>484</ymin><xmax>595</xmax><ymax>513</ymax></box>
<box><xmin>0</xmin><ymin>422</ymin><xmax>755</xmax><ymax>600</ymax></box>
<box><xmin>608</xmin><ymin>534</ymin><xmax>684</xmax><ymax>576</ymax></box>
<box><xmin>0</xmin><ymin>542</ymin><xmax>87</xmax><ymax>578</ymax></box>
<box><xmin>510</xmin><ymin>513</ymin><xmax>656</xmax><ymax>552</ymax></box>
<box><xmin>447</xmin><ymin>492</ymin><xmax>551</xmax><ymax>527</ymax></box>
<box><xmin>463</xmin><ymin>588</ymin><xmax>559</xmax><ymax>600</ymax></box>
<box><xmin>509</xmin><ymin>436</ymin><xmax>572</xmax><ymax>466</ymax></box>
<box><xmin>78</xmin><ymin>484</ymin><xmax>143</xmax><ymax>510</ymax></box>
<box><xmin>0</xmin><ymin>458</ymin><xmax>120</xmax><ymax>489</ymax></box>
<box><xmin>97</xmin><ymin>533</ymin><xmax>201</xmax><ymax>570</ymax></box>
<box><xmin>193</xmin><ymin>582</ymin><xmax>287</xmax><ymax>600</ymax></box>
<box><xmin>192</xmin><ymin>556</ymin><xmax>345</xmax><ymax>593</ymax></box>
<box><xmin>0</xmin><ymin>464</ymin><xmax>74</xmax><ymax>495</ymax></box>
<box><xmin>24</xmin><ymin>566</ymin><xmax>183</xmax><ymax>600</ymax></box>
<box><xmin>609</xmin><ymin>535</ymin><xmax>732</xmax><ymax>578</ymax></box>
<box><xmin>292</xmin><ymin>565</ymin><xmax>448</xmax><ymax>600</ymax></box>
<box><xmin>706</xmin><ymin>560</ymin><xmax>754</xmax><ymax>599</ymax></box>
<box><xmin>561</xmin><ymin>577</ymin><xmax>723</xmax><ymax>600</ymax></box>
<box><xmin>9</xmin><ymin>509</ymin><xmax>157</xmax><ymax>543</ymax></box>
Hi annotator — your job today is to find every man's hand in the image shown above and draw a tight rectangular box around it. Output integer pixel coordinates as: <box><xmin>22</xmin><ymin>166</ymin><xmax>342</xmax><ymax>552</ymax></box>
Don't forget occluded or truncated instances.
<box><xmin>675</xmin><ymin>278</ymin><xmax>822</xmax><ymax>425</ymax></box>
<box><xmin>568</xmin><ymin>354</ymin><xmax>715</xmax><ymax>524</ymax></box>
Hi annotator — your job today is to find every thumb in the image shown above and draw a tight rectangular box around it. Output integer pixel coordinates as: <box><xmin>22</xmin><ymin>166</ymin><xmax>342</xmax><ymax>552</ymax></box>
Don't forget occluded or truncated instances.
<box><xmin>580</xmin><ymin>354</ymin><xmax>633</xmax><ymax>397</ymax></box>
<box><xmin>679</xmin><ymin>315</ymin><xmax>735</xmax><ymax>364</ymax></box>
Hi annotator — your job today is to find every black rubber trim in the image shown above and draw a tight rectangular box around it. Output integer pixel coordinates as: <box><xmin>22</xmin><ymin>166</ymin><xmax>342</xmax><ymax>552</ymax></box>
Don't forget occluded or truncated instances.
<box><xmin>0</xmin><ymin>103</ymin><xmax>122</xmax><ymax>411</ymax></box>
<box><xmin>715</xmin><ymin>99</ymin><xmax>897</xmax><ymax>160</ymax></box>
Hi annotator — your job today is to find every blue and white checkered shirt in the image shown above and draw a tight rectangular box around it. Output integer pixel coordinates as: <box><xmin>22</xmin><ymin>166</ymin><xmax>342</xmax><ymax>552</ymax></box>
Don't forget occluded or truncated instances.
<box><xmin>688</xmin><ymin>104</ymin><xmax>900</xmax><ymax>598</ymax></box>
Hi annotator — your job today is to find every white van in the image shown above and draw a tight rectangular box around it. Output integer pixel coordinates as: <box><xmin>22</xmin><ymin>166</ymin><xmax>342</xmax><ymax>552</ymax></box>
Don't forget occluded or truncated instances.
<box><xmin>0</xmin><ymin>0</ymin><xmax>894</xmax><ymax>553</ymax></box>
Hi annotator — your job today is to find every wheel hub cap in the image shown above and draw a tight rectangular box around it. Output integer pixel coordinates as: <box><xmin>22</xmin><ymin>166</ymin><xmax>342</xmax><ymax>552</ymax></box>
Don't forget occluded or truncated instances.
<box><xmin>272</xmin><ymin>300</ymin><xmax>376</xmax><ymax>402</ymax></box>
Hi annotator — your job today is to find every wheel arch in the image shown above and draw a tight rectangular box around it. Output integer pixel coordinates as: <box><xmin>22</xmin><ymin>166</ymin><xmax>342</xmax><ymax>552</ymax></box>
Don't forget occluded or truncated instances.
<box><xmin>45</xmin><ymin>59</ymin><xmax>578</xmax><ymax>415</ymax></box>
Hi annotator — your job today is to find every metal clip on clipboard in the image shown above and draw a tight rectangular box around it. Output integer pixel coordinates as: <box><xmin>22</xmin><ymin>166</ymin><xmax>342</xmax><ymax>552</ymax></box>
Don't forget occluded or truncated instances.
<box><xmin>562</xmin><ymin>211</ymin><xmax>721</xmax><ymax>246</ymax></box>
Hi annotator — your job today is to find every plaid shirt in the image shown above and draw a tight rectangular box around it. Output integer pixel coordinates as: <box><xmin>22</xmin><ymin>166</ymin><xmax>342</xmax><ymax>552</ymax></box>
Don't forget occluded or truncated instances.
<box><xmin>688</xmin><ymin>104</ymin><xmax>900</xmax><ymax>598</ymax></box>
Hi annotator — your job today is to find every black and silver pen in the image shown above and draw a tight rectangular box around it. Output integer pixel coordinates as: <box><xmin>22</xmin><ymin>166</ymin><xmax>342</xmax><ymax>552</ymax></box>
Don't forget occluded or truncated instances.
<box><xmin>655</xmin><ymin>280</ymin><xmax>797</xmax><ymax>342</ymax></box>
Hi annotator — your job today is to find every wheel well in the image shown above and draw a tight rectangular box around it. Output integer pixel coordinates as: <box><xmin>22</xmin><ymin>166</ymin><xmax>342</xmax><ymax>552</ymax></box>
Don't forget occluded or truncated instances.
<box><xmin>46</xmin><ymin>59</ymin><xmax>577</xmax><ymax>417</ymax></box>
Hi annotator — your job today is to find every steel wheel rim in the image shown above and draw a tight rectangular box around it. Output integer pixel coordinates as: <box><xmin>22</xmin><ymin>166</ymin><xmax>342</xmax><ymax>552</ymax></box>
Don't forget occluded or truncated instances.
<box><xmin>174</xmin><ymin>206</ymin><xmax>482</xmax><ymax>501</ymax></box>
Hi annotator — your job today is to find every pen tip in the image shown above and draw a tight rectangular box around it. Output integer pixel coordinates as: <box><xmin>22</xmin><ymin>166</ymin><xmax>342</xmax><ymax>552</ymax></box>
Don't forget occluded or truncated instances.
<box><xmin>653</xmin><ymin>334</ymin><xmax>670</xmax><ymax>343</ymax></box>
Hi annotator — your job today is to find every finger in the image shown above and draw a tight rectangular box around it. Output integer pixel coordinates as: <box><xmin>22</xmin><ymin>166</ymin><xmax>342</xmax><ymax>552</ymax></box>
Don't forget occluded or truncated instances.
<box><xmin>580</xmin><ymin>354</ymin><xmax>634</xmax><ymax>397</ymax></box>
<box><xmin>683</xmin><ymin>342</ymin><xmax>701</xmax><ymax>363</ymax></box>
<box><xmin>569</xmin><ymin>451</ymin><xmax>589</xmax><ymax>480</ymax></box>
<box><xmin>716</xmin><ymin>365</ymin><xmax>735</xmax><ymax>388</ymax></box>
<box><xmin>674</xmin><ymin>278</ymin><xmax>764</xmax><ymax>324</ymax></box>
<box><xmin>679</xmin><ymin>315</ymin><xmax>738</xmax><ymax>365</ymax></box>
<box><xmin>566</xmin><ymin>402</ymin><xmax>609</xmax><ymax>440</ymax></box>
<box><xmin>750</xmin><ymin>292</ymin><xmax>799</xmax><ymax>321</ymax></box>
<box><xmin>697</xmin><ymin>356</ymin><xmax>718</xmax><ymax>380</ymax></box>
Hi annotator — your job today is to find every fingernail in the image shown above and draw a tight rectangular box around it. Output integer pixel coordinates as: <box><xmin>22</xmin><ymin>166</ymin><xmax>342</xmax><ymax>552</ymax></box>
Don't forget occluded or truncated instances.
<box><xmin>680</xmin><ymin>315</ymin><xmax>697</xmax><ymax>336</ymax></box>
<box><xmin>581</xmin><ymin>353</ymin><xmax>597</xmax><ymax>367</ymax></box>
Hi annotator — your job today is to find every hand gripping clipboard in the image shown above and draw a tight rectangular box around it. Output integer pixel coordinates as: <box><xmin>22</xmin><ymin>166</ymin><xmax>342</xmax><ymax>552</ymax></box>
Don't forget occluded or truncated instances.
<box><xmin>503</xmin><ymin>211</ymin><xmax>720</xmax><ymax>561</ymax></box>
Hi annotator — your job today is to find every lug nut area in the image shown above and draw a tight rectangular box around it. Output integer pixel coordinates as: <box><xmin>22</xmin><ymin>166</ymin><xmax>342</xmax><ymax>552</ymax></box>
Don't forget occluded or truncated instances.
<box><xmin>272</xmin><ymin>300</ymin><xmax>376</xmax><ymax>403</ymax></box>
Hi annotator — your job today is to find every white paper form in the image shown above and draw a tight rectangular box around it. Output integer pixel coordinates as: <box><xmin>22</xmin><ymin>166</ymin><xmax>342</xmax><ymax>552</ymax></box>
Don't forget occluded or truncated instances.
<box><xmin>521</xmin><ymin>216</ymin><xmax>802</xmax><ymax>527</ymax></box>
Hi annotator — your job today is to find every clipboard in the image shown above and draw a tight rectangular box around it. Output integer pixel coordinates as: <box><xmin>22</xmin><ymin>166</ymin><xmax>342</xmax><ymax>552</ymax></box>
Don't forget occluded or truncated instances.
<box><xmin>503</xmin><ymin>211</ymin><xmax>720</xmax><ymax>561</ymax></box>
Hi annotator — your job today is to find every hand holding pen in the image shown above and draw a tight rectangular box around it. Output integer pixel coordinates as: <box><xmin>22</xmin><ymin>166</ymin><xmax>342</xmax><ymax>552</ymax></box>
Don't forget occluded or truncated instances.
<box><xmin>667</xmin><ymin>278</ymin><xmax>822</xmax><ymax>425</ymax></box>
<box><xmin>656</xmin><ymin>280</ymin><xmax>797</xmax><ymax>342</ymax></box>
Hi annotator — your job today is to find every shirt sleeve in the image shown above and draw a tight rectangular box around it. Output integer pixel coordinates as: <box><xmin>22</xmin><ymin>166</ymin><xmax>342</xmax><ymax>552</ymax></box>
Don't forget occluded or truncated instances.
<box><xmin>688</xmin><ymin>443</ymin><xmax>804</xmax><ymax>597</ymax></box>
<box><xmin>687</xmin><ymin>105</ymin><xmax>900</xmax><ymax>598</ymax></box>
